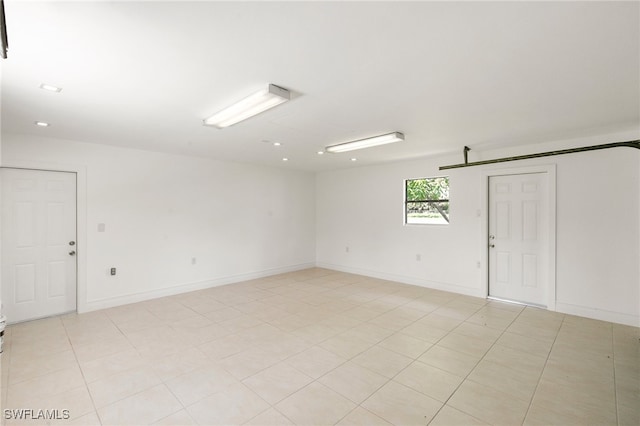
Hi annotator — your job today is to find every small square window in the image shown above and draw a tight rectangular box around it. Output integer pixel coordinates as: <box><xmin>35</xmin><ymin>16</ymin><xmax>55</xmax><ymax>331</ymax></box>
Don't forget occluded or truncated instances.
<box><xmin>405</xmin><ymin>177</ymin><xmax>450</xmax><ymax>225</ymax></box>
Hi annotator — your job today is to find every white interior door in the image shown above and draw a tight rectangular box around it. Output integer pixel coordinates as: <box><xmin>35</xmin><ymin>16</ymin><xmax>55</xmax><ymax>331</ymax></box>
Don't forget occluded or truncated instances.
<box><xmin>1</xmin><ymin>168</ymin><xmax>77</xmax><ymax>323</ymax></box>
<box><xmin>489</xmin><ymin>172</ymin><xmax>549</xmax><ymax>307</ymax></box>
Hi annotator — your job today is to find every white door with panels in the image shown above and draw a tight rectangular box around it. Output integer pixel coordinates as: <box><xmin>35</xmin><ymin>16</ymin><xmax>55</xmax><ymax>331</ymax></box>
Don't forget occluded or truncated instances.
<box><xmin>1</xmin><ymin>168</ymin><xmax>77</xmax><ymax>323</ymax></box>
<box><xmin>488</xmin><ymin>172</ymin><xmax>549</xmax><ymax>307</ymax></box>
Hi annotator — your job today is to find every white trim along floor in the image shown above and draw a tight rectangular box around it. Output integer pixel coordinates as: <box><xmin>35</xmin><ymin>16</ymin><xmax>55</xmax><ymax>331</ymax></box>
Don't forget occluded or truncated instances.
<box><xmin>1</xmin><ymin>268</ymin><xmax>638</xmax><ymax>425</ymax></box>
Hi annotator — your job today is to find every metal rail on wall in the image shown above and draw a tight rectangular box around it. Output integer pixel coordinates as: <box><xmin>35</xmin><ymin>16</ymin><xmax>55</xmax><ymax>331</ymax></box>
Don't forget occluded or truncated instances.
<box><xmin>439</xmin><ymin>140</ymin><xmax>640</xmax><ymax>171</ymax></box>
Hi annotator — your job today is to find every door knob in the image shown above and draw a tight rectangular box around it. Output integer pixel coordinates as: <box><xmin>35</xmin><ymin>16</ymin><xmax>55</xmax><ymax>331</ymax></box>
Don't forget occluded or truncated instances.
<box><xmin>69</xmin><ymin>251</ymin><xmax>76</xmax><ymax>256</ymax></box>
<box><xmin>69</xmin><ymin>241</ymin><xmax>76</xmax><ymax>246</ymax></box>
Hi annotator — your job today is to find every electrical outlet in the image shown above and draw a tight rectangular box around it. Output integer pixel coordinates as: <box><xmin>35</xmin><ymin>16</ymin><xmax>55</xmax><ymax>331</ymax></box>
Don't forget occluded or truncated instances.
<box><xmin>345</xmin><ymin>246</ymin><xmax>350</xmax><ymax>253</ymax></box>
<box><xmin>191</xmin><ymin>257</ymin><xmax>197</xmax><ymax>265</ymax></box>
<box><xmin>416</xmin><ymin>254</ymin><xmax>421</xmax><ymax>261</ymax></box>
<box><xmin>110</xmin><ymin>267</ymin><xmax>116</xmax><ymax>276</ymax></box>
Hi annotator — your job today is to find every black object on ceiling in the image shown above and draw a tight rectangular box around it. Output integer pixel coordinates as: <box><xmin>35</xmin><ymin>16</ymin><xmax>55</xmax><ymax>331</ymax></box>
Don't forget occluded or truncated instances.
<box><xmin>1</xmin><ymin>0</ymin><xmax>8</xmax><ymax>59</ymax></box>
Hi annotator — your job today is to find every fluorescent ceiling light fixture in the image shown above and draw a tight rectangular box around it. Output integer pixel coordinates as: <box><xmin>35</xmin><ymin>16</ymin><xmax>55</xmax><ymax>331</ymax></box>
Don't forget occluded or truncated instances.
<box><xmin>317</xmin><ymin>151</ymin><xmax>324</xmax><ymax>155</ymax></box>
<box><xmin>39</xmin><ymin>83</ymin><xmax>62</xmax><ymax>92</ymax></box>
<box><xmin>204</xmin><ymin>84</ymin><xmax>290</xmax><ymax>129</ymax></box>
<box><xmin>273</xmin><ymin>142</ymin><xmax>281</xmax><ymax>146</ymax></box>
<box><xmin>326</xmin><ymin>132</ymin><xmax>404</xmax><ymax>153</ymax></box>
<box><xmin>34</xmin><ymin>121</ymin><xmax>50</xmax><ymax>127</ymax></box>
<box><xmin>282</xmin><ymin>157</ymin><xmax>289</xmax><ymax>162</ymax></box>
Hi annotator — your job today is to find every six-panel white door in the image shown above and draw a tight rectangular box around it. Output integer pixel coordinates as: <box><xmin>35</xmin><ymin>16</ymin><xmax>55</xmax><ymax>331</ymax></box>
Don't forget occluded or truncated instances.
<box><xmin>1</xmin><ymin>168</ymin><xmax>77</xmax><ymax>323</ymax></box>
<box><xmin>489</xmin><ymin>172</ymin><xmax>548</xmax><ymax>307</ymax></box>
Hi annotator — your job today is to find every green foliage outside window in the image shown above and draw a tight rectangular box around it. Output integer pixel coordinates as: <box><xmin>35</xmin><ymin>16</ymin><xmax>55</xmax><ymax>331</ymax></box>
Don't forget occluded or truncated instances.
<box><xmin>405</xmin><ymin>177</ymin><xmax>450</xmax><ymax>224</ymax></box>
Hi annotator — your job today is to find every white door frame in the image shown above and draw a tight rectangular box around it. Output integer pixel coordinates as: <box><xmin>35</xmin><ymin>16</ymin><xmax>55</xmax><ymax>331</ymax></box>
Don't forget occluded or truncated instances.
<box><xmin>1</xmin><ymin>160</ymin><xmax>88</xmax><ymax>314</ymax></box>
<box><xmin>481</xmin><ymin>164</ymin><xmax>557</xmax><ymax>311</ymax></box>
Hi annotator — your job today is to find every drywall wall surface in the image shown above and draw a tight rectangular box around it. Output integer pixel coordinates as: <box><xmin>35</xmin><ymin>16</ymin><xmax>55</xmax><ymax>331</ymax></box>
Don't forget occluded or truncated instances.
<box><xmin>316</xmin><ymin>153</ymin><xmax>484</xmax><ymax>296</ymax></box>
<box><xmin>317</xmin><ymin>132</ymin><xmax>640</xmax><ymax>325</ymax></box>
<box><xmin>2</xmin><ymin>134</ymin><xmax>316</xmax><ymax>311</ymax></box>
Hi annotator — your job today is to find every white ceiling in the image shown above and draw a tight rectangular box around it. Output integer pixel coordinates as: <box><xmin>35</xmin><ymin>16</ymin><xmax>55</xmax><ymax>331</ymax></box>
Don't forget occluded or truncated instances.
<box><xmin>2</xmin><ymin>1</ymin><xmax>639</xmax><ymax>172</ymax></box>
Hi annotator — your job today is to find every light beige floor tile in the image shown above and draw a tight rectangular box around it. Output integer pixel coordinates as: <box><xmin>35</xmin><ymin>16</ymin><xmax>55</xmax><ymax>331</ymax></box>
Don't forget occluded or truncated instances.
<box><xmin>483</xmin><ymin>342</ymin><xmax>548</xmax><ymax>367</ymax></box>
<box><xmin>219</xmin><ymin>314</ymin><xmax>265</xmax><ymax>333</ymax></box>
<box><xmin>66</xmin><ymin>324</ymin><xmax>124</xmax><ymax>347</ymax></box>
<box><xmin>418</xmin><ymin>345</ymin><xmax>480</xmax><ymax>377</ymax></box>
<box><xmin>617</xmin><ymin>397</ymin><xmax>640</xmax><ymax>426</ymax></box>
<box><xmin>275</xmin><ymin>382</ymin><xmax>356</xmax><ymax>425</ymax></box>
<box><xmin>416</xmin><ymin>313</ymin><xmax>464</xmax><ymax>332</ymax></box>
<box><xmin>400</xmin><ymin>321</ymin><xmax>450</xmax><ymax>343</ymax></box>
<box><xmin>525</xmin><ymin>378</ymin><xmax>617</xmax><ymax>425</ymax></box>
<box><xmin>466</xmin><ymin>307</ymin><xmax>519</xmax><ymax>330</ymax></box>
<box><xmin>144</xmin><ymin>346</ymin><xmax>210</xmax><ymax>381</ymax></box>
<box><xmin>8</xmin><ymin>349</ymin><xmax>77</xmax><ymax>385</ymax></box>
<box><xmin>67</xmin><ymin>411</ymin><xmax>101</xmax><ymax>426</ymax></box>
<box><xmin>285</xmin><ymin>346</ymin><xmax>346</xmax><ymax>379</ymax></box>
<box><xmin>542</xmin><ymin>356</ymin><xmax>614</xmax><ymax>389</ymax></box>
<box><xmin>87</xmin><ymin>367</ymin><xmax>162</xmax><ymax>408</ymax></box>
<box><xmin>243</xmin><ymin>408</ymin><xmax>294</xmax><ymax>426</ymax></box>
<box><xmin>186</xmin><ymin>382</ymin><xmax>270</xmax><ymax>426</ymax></box>
<box><xmin>71</xmin><ymin>334</ymin><xmax>135</xmax><ymax>364</ymax></box>
<box><xmin>291</xmin><ymin>323</ymin><xmax>343</xmax><ymax>343</ymax></box>
<box><xmin>318</xmin><ymin>361</ymin><xmax>389</xmax><ymax>404</ymax></box>
<box><xmin>80</xmin><ymin>349</ymin><xmax>146</xmax><ymax>383</ymax></box>
<box><xmin>318</xmin><ymin>333</ymin><xmax>373</xmax><ymax>359</ymax></box>
<box><xmin>7</xmin><ymin>366</ymin><xmax>85</xmax><ymax>402</ymax></box>
<box><xmin>361</xmin><ymin>380</ymin><xmax>442</xmax><ymax>425</ymax></box>
<box><xmin>175</xmin><ymin>324</ymin><xmax>230</xmax><ymax>345</ymax></box>
<box><xmin>436</xmin><ymin>332</ymin><xmax>494</xmax><ymax>358</ymax></box>
<box><xmin>367</xmin><ymin>309</ymin><xmax>423</xmax><ymax>331</ymax></box>
<box><xmin>351</xmin><ymin>345</ymin><xmax>413</xmax><ymax>378</ymax></box>
<box><xmin>378</xmin><ymin>332</ymin><xmax>433</xmax><ymax>359</ymax></box>
<box><xmin>6</xmin><ymin>385</ymin><xmax>94</xmax><ymax>422</ymax></box>
<box><xmin>338</xmin><ymin>323</ymin><xmax>395</xmax><ymax>344</ymax></box>
<box><xmin>429</xmin><ymin>405</ymin><xmax>489</xmax><ymax>425</ymax></box>
<box><xmin>319</xmin><ymin>313</ymin><xmax>363</xmax><ymax>330</ymax></box>
<box><xmin>467</xmin><ymin>359</ymin><xmax>540</xmax><ymax>402</ymax></box>
<box><xmin>219</xmin><ymin>347</ymin><xmax>286</xmax><ymax>380</ymax></box>
<box><xmin>165</xmin><ymin>362</ymin><xmax>239</xmax><ymax>406</ymax></box>
<box><xmin>197</xmin><ymin>333</ymin><xmax>253</xmax><ymax>360</ymax></box>
<box><xmin>336</xmin><ymin>407</ymin><xmax>392</xmax><ymax>425</ymax></box>
<box><xmin>97</xmin><ymin>384</ymin><xmax>182</xmax><ymax>426</ymax></box>
<box><xmin>203</xmin><ymin>306</ymin><xmax>245</xmax><ymax>323</ymax></box>
<box><xmin>447</xmin><ymin>380</ymin><xmax>529</xmax><ymax>426</ymax></box>
<box><xmin>506</xmin><ymin>318</ymin><xmax>560</xmax><ymax>343</ymax></box>
<box><xmin>395</xmin><ymin>361</ymin><xmax>464</xmax><ymax>402</ymax></box>
<box><xmin>104</xmin><ymin>304</ymin><xmax>154</xmax><ymax>324</ymax></box>
<box><xmin>495</xmin><ymin>331</ymin><xmax>553</xmax><ymax>359</ymax></box>
<box><xmin>453</xmin><ymin>322</ymin><xmax>503</xmax><ymax>343</ymax></box>
<box><xmin>153</xmin><ymin>409</ymin><xmax>197</xmax><ymax>425</ymax></box>
<box><xmin>4</xmin><ymin>269</ymin><xmax>636</xmax><ymax>426</ymax></box>
<box><xmin>242</xmin><ymin>362</ymin><xmax>314</xmax><ymax>404</ymax></box>
<box><xmin>433</xmin><ymin>305</ymin><xmax>479</xmax><ymax>321</ymax></box>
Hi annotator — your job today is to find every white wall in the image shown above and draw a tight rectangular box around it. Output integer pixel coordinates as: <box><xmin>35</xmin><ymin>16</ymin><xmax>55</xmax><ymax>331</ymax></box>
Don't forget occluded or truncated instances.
<box><xmin>1</xmin><ymin>134</ymin><xmax>316</xmax><ymax>311</ymax></box>
<box><xmin>317</xmin><ymin>131</ymin><xmax>640</xmax><ymax>326</ymax></box>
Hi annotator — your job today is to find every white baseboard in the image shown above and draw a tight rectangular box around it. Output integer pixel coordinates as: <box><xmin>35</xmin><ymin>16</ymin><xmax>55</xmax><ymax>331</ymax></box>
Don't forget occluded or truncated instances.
<box><xmin>555</xmin><ymin>302</ymin><xmax>639</xmax><ymax>327</ymax></box>
<box><xmin>315</xmin><ymin>262</ymin><xmax>484</xmax><ymax>299</ymax></box>
<box><xmin>81</xmin><ymin>262</ymin><xmax>316</xmax><ymax>313</ymax></box>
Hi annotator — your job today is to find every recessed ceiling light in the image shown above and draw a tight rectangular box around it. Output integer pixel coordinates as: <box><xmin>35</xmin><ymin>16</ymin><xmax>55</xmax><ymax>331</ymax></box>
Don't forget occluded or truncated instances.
<box><xmin>351</xmin><ymin>158</ymin><xmax>357</xmax><ymax>162</ymax></box>
<box><xmin>273</xmin><ymin>142</ymin><xmax>281</xmax><ymax>147</ymax></box>
<box><xmin>317</xmin><ymin>151</ymin><xmax>324</xmax><ymax>155</ymax></box>
<box><xmin>35</xmin><ymin>121</ymin><xmax>50</xmax><ymax>127</ymax></box>
<box><xmin>282</xmin><ymin>157</ymin><xmax>289</xmax><ymax>161</ymax></box>
<box><xmin>39</xmin><ymin>83</ymin><xmax>62</xmax><ymax>93</ymax></box>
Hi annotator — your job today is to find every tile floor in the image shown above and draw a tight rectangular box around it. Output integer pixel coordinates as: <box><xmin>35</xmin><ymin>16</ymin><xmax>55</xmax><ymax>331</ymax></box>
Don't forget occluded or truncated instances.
<box><xmin>1</xmin><ymin>268</ymin><xmax>638</xmax><ymax>425</ymax></box>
